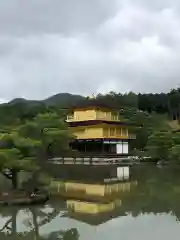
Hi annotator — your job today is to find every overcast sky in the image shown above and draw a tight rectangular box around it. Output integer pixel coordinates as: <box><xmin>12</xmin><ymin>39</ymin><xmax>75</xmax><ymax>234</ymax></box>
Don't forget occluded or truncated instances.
<box><xmin>0</xmin><ymin>0</ymin><xmax>180</xmax><ymax>101</ymax></box>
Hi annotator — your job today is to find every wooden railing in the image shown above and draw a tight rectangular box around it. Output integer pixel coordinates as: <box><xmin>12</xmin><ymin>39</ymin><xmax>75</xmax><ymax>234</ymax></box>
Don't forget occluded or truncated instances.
<box><xmin>48</xmin><ymin>156</ymin><xmax>133</xmax><ymax>166</ymax></box>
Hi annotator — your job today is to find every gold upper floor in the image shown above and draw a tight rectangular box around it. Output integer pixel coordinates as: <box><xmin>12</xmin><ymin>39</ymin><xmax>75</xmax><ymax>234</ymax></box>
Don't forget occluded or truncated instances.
<box><xmin>71</xmin><ymin>125</ymin><xmax>136</xmax><ymax>140</ymax></box>
<box><xmin>67</xmin><ymin>107</ymin><xmax>120</xmax><ymax>122</ymax></box>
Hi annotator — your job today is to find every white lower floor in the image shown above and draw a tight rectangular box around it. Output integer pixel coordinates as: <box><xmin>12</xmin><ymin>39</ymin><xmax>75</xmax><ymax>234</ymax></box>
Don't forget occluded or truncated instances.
<box><xmin>116</xmin><ymin>141</ymin><xmax>129</xmax><ymax>154</ymax></box>
<box><xmin>103</xmin><ymin>140</ymin><xmax>129</xmax><ymax>154</ymax></box>
<box><xmin>71</xmin><ymin>139</ymin><xmax>130</xmax><ymax>155</ymax></box>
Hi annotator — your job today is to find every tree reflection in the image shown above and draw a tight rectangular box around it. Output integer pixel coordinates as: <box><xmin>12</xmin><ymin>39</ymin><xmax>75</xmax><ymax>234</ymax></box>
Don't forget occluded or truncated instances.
<box><xmin>0</xmin><ymin>203</ymin><xmax>79</xmax><ymax>239</ymax></box>
<box><xmin>121</xmin><ymin>165</ymin><xmax>180</xmax><ymax>220</ymax></box>
<box><xmin>44</xmin><ymin>229</ymin><xmax>79</xmax><ymax>240</ymax></box>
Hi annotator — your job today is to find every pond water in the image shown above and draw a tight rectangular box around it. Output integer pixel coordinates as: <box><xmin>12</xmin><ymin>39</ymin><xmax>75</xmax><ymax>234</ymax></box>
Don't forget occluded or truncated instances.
<box><xmin>1</xmin><ymin>164</ymin><xmax>180</xmax><ymax>239</ymax></box>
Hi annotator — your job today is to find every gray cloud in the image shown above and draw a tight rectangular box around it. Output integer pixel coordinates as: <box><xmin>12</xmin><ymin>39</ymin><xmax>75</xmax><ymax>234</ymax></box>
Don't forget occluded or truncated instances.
<box><xmin>0</xmin><ymin>0</ymin><xmax>115</xmax><ymax>35</ymax></box>
<box><xmin>0</xmin><ymin>0</ymin><xmax>180</xmax><ymax>101</ymax></box>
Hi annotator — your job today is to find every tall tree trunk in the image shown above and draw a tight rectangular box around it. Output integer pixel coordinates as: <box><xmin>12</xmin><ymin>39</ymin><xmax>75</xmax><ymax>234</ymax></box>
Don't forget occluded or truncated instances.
<box><xmin>11</xmin><ymin>169</ymin><xmax>18</xmax><ymax>190</ymax></box>
<box><xmin>11</xmin><ymin>208</ymin><xmax>17</xmax><ymax>236</ymax></box>
<box><xmin>167</xmin><ymin>99</ymin><xmax>172</xmax><ymax>119</ymax></box>
<box><xmin>30</xmin><ymin>208</ymin><xmax>40</xmax><ymax>238</ymax></box>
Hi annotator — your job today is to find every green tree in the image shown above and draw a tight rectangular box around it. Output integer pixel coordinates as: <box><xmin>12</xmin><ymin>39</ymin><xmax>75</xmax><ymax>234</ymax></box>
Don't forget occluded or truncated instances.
<box><xmin>0</xmin><ymin>133</ymin><xmax>39</xmax><ymax>189</ymax></box>
<box><xmin>146</xmin><ymin>129</ymin><xmax>174</xmax><ymax>160</ymax></box>
<box><xmin>0</xmin><ymin>112</ymin><xmax>73</xmax><ymax>189</ymax></box>
<box><xmin>168</xmin><ymin>132</ymin><xmax>180</xmax><ymax>162</ymax></box>
<box><xmin>169</xmin><ymin>144</ymin><xmax>180</xmax><ymax>162</ymax></box>
<box><xmin>18</xmin><ymin>112</ymin><xmax>73</xmax><ymax>157</ymax></box>
<box><xmin>120</xmin><ymin>108</ymin><xmax>169</xmax><ymax>151</ymax></box>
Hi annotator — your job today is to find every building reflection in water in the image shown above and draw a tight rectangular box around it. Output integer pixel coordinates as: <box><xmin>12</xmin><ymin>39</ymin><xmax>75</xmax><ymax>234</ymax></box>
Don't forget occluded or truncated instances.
<box><xmin>1</xmin><ymin>165</ymin><xmax>180</xmax><ymax>240</ymax></box>
<box><xmin>0</xmin><ymin>166</ymin><xmax>138</xmax><ymax>238</ymax></box>
<box><xmin>48</xmin><ymin>166</ymin><xmax>138</xmax><ymax>225</ymax></box>
<box><xmin>63</xmin><ymin>180</ymin><xmax>138</xmax><ymax>225</ymax></box>
<box><xmin>1</xmin><ymin>166</ymin><xmax>180</xmax><ymax>238</ymax></box>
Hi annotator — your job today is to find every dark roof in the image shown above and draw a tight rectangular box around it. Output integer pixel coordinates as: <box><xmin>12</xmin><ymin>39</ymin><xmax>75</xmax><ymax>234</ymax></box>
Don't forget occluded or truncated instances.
<box><xmin>68</xmin><ymin>120</ymin><xmax>136</xmax><ymax>127</ymax></box>
<box><xmin>68</xmin><ymin>106</ymin><xmax>118</xmax><ymax>113</ymax></box>
<box><xmin>72</xmin><ymin>138</ymin><xmax>132</xmax><ymax>141</ymax></box>
<box><xmin>68</xmin><ymin>99</ymin><xmax>119</xmax><ymax>111</ymax></box>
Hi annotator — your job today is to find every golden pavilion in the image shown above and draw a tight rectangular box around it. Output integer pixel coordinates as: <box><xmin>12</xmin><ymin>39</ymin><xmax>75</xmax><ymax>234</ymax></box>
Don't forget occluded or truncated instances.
<box><xmin>66</xmin><ymin>100</ymin><xmax>136</xmax><ymax>155</ymax></box>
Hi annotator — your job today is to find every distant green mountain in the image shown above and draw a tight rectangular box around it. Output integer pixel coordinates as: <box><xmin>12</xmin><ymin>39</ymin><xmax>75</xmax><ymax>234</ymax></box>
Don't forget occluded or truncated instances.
<box><xmin>9</xmin><ymin>98</ymin><xmax>41</xmax><ymax>106</ymax></box>
<box><xmin>42</xmin><ymin>93</ymin><xmax>85</xmax><ymax>107</ymax></box>
<box><xmin>7</xmin><ymin>93</ymin><xmax>85</xmax><ymax>108</ymax></box>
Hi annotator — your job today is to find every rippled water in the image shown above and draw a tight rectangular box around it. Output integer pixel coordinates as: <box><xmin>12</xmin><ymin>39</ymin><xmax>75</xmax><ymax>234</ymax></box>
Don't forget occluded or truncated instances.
<box><xmin>1</xmin><ymin>164</ymin><xmax>180</xmax><ymax>239</ymax></box>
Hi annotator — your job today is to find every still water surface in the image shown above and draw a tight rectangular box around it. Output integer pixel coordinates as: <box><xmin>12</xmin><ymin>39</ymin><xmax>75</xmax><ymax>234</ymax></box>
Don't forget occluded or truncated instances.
<box><xmin>1</xmin><ymin>165</ymin><xmax>180</xmax><ymax>239</ymax></box>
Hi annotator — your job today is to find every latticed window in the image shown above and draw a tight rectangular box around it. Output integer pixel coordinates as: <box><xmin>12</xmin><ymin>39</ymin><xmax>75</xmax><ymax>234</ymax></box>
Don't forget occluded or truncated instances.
<box><xmin>117</xmin><ymin>128</ymin><xmax>121</xmax><ymax>136</ymax></box>
<box><xmin>103</xmin><ymin>128</ymin><xmax>109</xmax><ymax>137</ymax></box>
<box><xmin>110</xmin><ymin>127</ymin><xmax>115</xmax><ymax>136</ymax></box>
<box><xmin>121</xmin><ymin>127</ymin><xmax>127</xmax><ymax>136</ymax></box>
<box><xmin>112</xmin><ymin>113</ymin><xmax>117</xmax><ymax>120</ymax></box>
<box><xmin>96</xmin><ymin>110</ymin><xmax>100</xmax><ymax>119</ymax></box>
<box><xmin>107</xmin><ymin>112</ymin><xmax>111</xmax><ymax>119</ymax></box>
<box><xmin>121</xmin><ymin>127</ymin><xmax>128</xmax><ymax>136</ymax></box>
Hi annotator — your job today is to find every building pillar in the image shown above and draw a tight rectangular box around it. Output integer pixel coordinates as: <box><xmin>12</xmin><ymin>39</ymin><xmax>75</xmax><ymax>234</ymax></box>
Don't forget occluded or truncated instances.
<box><xmin>116</xmin><ymin>141</ymin><xmax>123</xmax><ymax>154</ymax></box>
<box><xmin>101</xmin><ymin>140</ymin><xmax>104</xmax><ymax>154</ymax></box>
<box><xmin>122</xmin><ymin>141</ymin><xmax>129</xmax><ymax>154</ymax></box>
<box><xmin>84</xmin><ymin>141</ymin><xmax>87</xmax><ymax>153</ymax></box>
<box><xmin>117</xmin><ymin>166</ymin><xmax>130</xmax><ymax>180</ymax></box>
<box><xmin>115</xmin><ymin>141</ymin><xmax>129</xmax><ymax>155</ymax></box>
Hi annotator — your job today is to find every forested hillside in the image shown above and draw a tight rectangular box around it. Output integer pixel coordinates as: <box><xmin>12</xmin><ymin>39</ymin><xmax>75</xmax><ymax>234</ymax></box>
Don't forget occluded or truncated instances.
<box><xmin>6</xmin><ymin>88</ymin><xmax>180</xmax><ymax>119</ymax></box>
<box><xmin>0</xmin><ymin>87</ymin><xmax>179</xmax><ymax>189</ymax></box>
<box><xmin>0</xmin><ymin>88</ymin><xmax>179</xmax><ymax>153</ymax></box>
